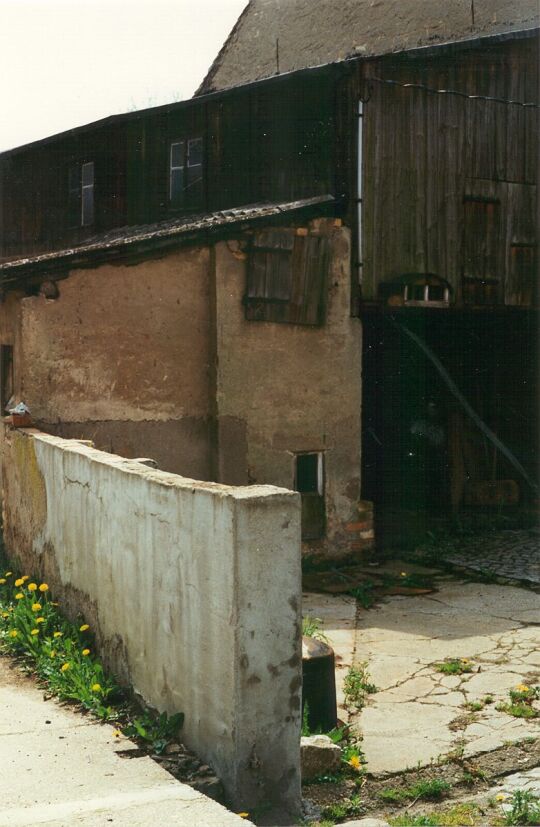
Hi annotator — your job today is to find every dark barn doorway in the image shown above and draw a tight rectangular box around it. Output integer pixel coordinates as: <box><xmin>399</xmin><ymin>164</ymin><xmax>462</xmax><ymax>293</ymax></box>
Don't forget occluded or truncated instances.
<box><xmin>361</xmin><ymin>309</ymin><xmax>539</xmax><ymax>548</ymax></box>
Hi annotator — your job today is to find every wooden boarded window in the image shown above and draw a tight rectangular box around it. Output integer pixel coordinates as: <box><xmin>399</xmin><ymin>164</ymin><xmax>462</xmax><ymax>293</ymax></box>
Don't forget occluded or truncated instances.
<box><xmin>169</xmin><ymin>138</ymin><xmax>203</xmax><ymax>208</ymax></box>
<box><xmin>462</xmin><ymin>197</ymin><xmax>500</xmax><ymax>305</ymax></box>
<box><xmin>295</xmin><ymin>452</ymin><xmax>325</xmax><ymax>540</ymax></box>
<box><xmin>245</xmin><ymin>229</ymin><xmax>329</xmax><ymax>325</ymax></box>
<box><xmin>507</xmin><ymin>244</ymin><xmax>538</xmax><ymax>306</ymax></box>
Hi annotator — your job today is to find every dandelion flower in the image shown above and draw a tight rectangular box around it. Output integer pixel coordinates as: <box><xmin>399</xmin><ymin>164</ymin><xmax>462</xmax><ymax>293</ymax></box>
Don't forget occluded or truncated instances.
<box><xmin>50</xmin><ymin>650</ymin><xmax>56</xmax><ymax>658</ymax></box>
<box><xmin>238</xmin><ymin>814</ymin><xmax>250</xmax><ymax>819</ymax></box>
<box><xmin>36</xmin><ymin>617</ymin><xmax>45</xmax><ymax>624</ymax></box>
<box><xmin>91</xmin><ymin>683</ymin><xmax>101</xmax><ymax>692</ymax></box>
<box><xmin>31</xmin><ymin>629</ymin><xmax>39</xmax><ymax>636</ymax></box>
<box><xmin>0</xmin><ymin>578</ymin><xmax>6</xmax><ymax>584</ymax></box>
<box><xmin>1</xmin><ymin>612</ymin><xmax>9</xmax><ymax>618</ymax></box>
<box><xmin>14</xmin><ymin>578</ymin><xmax>24</xmax><ymax>587</ymax></box>
<box><xmin>113</xmin><ymin>729</ymin><xmax>121</xmax><ymax>738</ymax></box>
<box><xmin>348</xmin><ymin>754</ymin><xmax>362</xmax><ymax>770</ymax></box>
<box><xmin>5</xmin><ymin>572</ymin><xmax>12</xmax><ymax>577</ymax></box>
<box><xmin>53</xmin><ymin>631</ymin><xmax>63</xmax><ymax>638</ymax></box>
<box><xmin>28</xmin><ymin>583</ymin><xmax>38</xmax><ymax>592</ymax></box>
<box><xmin>61</xmin><ymin>663</ymin><xmax>70</xmax><ymax>672</ymax></box>
<box><xmin>516</xmin><ymin>684</ymin><xmax>529</xmax><ymax>692</ymax></box>
<box><xmin>80</xmin><ymin>624</ymin><xmax>90</xmax><ymax>632</ymax></box>
<box><xmin>39</xmin><ymin>584</ymin><xmax>49</xmax><ymax>592</ymax></box>
<box><xmin>9</xmin><ymin>630</ymin><xmax>18</xmax><ymax>637</ymax></box>
<box><xmin>82</xmin><ymin>649</ymin><xmax>90</xmax><ymax>656</ymax></box>
<box><xmin>21</xmin><ymin>576</ymin><xmax>29</xmax><ymax>582</ymax></box>
<box><xmin>15</xmin><ymin>593</ymin><xmax>24</xmax><ymax>600</ymax></box>
<box><xmin>31</xmin><ymin>603</ymin><xmax>41</xmax><ymax>612</ymax></box>
<box><xmin>496</xmin><ymin>793</ymin><xmax>507</xmax><ymax>802</ymax></box>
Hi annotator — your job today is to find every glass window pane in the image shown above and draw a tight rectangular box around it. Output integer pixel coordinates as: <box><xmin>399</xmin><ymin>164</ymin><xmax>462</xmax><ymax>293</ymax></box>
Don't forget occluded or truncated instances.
<box><xmin>187</xmin><ymin>138</ymin><xmax>202</xmax><ymax>167</ymax></box>
<box><xmin>170</xmin><ymin>141</ymin><xmax>184</xmax><ymax>169</ymax></box>
<box><xmin>170</xmin><ymin>167</ymin><xmax>184</xmax><ymax>201</ymax></box>
<box><xmin>82</xmin><ymin>185</ymin><xmax>94</xmax><ymax>226</ymax></box>
<box><xmin>82</xmin><ymin>162</ymin><xmax>94</xmax><ymax>187</ymax></box>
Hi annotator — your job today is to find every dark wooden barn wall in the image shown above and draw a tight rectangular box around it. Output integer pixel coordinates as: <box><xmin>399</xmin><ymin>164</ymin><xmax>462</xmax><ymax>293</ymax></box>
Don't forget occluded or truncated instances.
<box><xmin>1</xmin><ymin>73</ymin><xmax>335</xmax><ymax>261</ymax></box>
<box><xmin>356</xmin><ymin>38</ymin><xmax>538</xmax><ymax>307</ymax></box>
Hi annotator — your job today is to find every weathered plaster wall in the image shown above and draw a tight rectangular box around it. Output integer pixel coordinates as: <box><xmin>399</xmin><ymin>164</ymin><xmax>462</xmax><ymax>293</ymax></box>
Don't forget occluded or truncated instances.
<box><xmin>19</xmin><ymin>249</ymin><xmax>213</xmax><ymax>478</ymax></box>
<box><xmin>215</xmin><ymin>220</ymin><xmax>369</xmax><ymax>559</ymax></box>
<box><xmin>0</xmin><ymin>426</ymin><xmax>302</xmax><ymax>814</ymax></box>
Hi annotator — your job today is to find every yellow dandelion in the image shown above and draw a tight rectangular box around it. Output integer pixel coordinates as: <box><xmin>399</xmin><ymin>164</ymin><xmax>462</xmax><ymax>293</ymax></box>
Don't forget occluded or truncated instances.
<box><xmin>14</xmin><ymin>578</ymin><xmax>24</xmax><ymax>587</ymax></box>
<box><xmin>31</xmin><ymin>629</ymin><xmax>39</xmax><ymax>636</ymax></box>
<box><xmin>516</xmin><ymin>684</ymin><xmax>529</xmax><ymax>692</ymax></box>
<box><xmin>15</xmin><ymin>593</ymin><xmax>24</xmax><ymax>600</ymax></box>
<box><xmin>21</xmin><ymin>576</ymin><xmax>29</xmax><ymax>582</ymax></box>
<box><xmin>113</xmin><ymin>729</ymin><xmax>121</xmax><ymax>738</ymax></box>
<box><xmin>238</xmin><ymin>814</ymin><xmax>250</xmax><ymax>820</ymax></box>
<box><xmin>348</xmin><ymin>754</ymin><xmax>362</xmax><ymax>770</ymax></box>
<box><xmin>91</xmin><ymin>683</ymin><xmax>102</xmax><ymax>692</ymax></box>
<box><xmin>80</xmin><ymin>624</ymin><xmax>90</xmax><ymax>632</ymax></box>
<box><xmin>53</xmin><ymin>631</ymin><xmax>63</xmax><ymax>638</ymax></box>
<box><xmin>5</xmin><ymin>572</ymin><xmax>12</xmax><ymax>577</ymax></box>
<box><xmin>400</xmin><ymin>571</ymin><xmax>407</xmax><ymax>577</ymax></box>
<box><xmin>50</xmin><ymin>650</ymin><xmax>56</xmax><ymax>658</ymax></box>
<box><xmin>31</xmin><ymin>603</ymin><xmax>42</xmax><ymax>612</ymax></box>
<box><xmin>1</xmin><ymin>612</ymin><xmax>9</xmax><ymax>618</ymax></box>
<box><xmin>39</xmin><ymin>583</ymin><xmax>49</xmax><ymax>592</ymax></box>
<box><xmin>61</xmin><ymin>663</ymin><xmax>70</xmax><ymax>672</ymax></box>
<box><xmin>36</xmin><ymin>617</ymin><xmax>45</xmax><ymax>624</ymax></box>
<box><xmin>0</xmin><ymin>578</ymin><xmax>6</xmax><ymax>584</ymax></box>
<box><xmin>496</xmin><ymin>793</ymin><xmax>507</xmax><ymax>802</ymax></box>
<box><xmin>27</xmin><ymin>583</ymin><xmax>38</xmax><ymax>592</ymax></box>
<box><xmin>82</xmin><ymin>649</ymin><xmax>90</xmax><ymax>656</ymax></box>
<box><xmin>9</xmin><ymin>630</ymin><xmax>18</xmax><ymax>638</ymax></box>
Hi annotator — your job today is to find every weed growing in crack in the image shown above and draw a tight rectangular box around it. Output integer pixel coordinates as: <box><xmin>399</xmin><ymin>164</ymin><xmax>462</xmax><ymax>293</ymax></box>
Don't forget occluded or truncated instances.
<box><xmin>379</xmin><ymin>778</ymin><xmax>451</xmax><ymax>804</ymax></box>
<box><xmin>463</xmin><ymin>694</ymin><xmax>494</xmax><ymax>712</ymax></box>
<box><xmin>497</xmin><ymin>684</ymin><xmax>539</xmax><ymax>719</ymax></box>
<box><xmin>434</xmin><ymin>657</ymin><xmax>474</xmax><ymax>675</ymax></box>
<box><xmin>389</xmin><ymin>803</ymin><xmax>481</xmax><ymax>826</ymax></box>
<box><xmin>503</xmin><ymin>790</ymin><xmax>540</xmax><ymax>826</ymax></box>
<box><xmin>343</xmin><ymin>662</ymin><xmax>377</xmax><ymax>709</ymax></box>
<box><xmin>348</xmin><ymin>580</ymin><xmax>377</xmax><ymax>609</ymax></box>
<box><xmin>321</xmin><ymin>793</ymin><xmax>364</xmax><ymax>822</ymax></box>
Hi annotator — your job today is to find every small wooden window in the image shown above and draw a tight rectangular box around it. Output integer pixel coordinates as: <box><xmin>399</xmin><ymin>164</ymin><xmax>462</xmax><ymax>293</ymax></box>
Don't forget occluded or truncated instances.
<box><xmin>295</xmin><ymin>452</ymin><xmax>325</xmax><ymax>540</ymax></box>
<box><xmin>462</xmin><ymin>197</ymin><xmax>500</xmax><ymax>304</ymax></box>
<box><xmin>169</xmin><ymin>138</ymin><xmax>203</xmax><ymax>207</ymax></box>
<box><xmin>0</xmin><ymin>345</ymin><xmax>14</xmax><ymax>413</ymax></box>
<box><xmin>507</xmin><ymin>244</ymin><xmax>538</xmax><ymax>306</ymax></box>
<box><xmin>245</xmin><ymin>229</ymin><xmax>329</xmax><ymax>326</ymax></box>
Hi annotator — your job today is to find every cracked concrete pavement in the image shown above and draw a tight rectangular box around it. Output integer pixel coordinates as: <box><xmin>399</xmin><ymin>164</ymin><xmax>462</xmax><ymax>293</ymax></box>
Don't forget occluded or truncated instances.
<box><xmin>304</xmin><ymin>575</ymin><xmax>539</xmax><ymax>775</ymax></box>
<box><xmin>0</xmin><ymin>658</ymin><xmax>253</xmax><ymax>827</ymax></box>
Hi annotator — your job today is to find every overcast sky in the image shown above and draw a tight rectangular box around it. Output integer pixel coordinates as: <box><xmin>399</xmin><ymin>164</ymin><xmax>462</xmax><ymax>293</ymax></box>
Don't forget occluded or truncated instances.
<box><xmin>0</xmin><ymin>0</ymin><xmax>247</xmax><ymax>152</ymax></box>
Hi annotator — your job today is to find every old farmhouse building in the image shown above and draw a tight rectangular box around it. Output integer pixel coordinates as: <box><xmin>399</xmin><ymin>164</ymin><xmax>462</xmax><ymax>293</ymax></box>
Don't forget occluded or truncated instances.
<box><xmin>0</xmin><ymin>0</ymin><xmax>538</xmax><ymax>558</ymax></box>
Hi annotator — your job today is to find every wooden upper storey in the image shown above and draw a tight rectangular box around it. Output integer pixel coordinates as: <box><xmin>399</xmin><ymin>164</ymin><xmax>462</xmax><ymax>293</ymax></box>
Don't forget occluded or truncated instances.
<box><xmin>0</xmin><ymin>32</ymin><xmax>538</xmax><ymax>309</ymax></box>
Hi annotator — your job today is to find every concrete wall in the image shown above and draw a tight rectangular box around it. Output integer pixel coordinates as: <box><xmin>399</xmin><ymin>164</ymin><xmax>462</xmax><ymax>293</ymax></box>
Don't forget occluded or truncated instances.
<box><xmin>0</xmin><ymin>425</ymin><xmax>302</xmax><ymax>814</ymax></box>
<box><xmin>215</xmin><ymin>219</ymin><xmax>370</xmax><ymax>559</ymax></box>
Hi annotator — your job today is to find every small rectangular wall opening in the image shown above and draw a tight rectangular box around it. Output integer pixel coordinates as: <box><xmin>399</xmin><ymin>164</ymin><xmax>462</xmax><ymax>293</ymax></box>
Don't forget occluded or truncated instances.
<box><xmin>0</xmin><ymin>345</ymin><xmax>13</xmax><ymax>413</ymax></box>
<box><xmin>295</xmin><ymin>452</ymin><xmax>325</xmax><ymax>540</ymax></box>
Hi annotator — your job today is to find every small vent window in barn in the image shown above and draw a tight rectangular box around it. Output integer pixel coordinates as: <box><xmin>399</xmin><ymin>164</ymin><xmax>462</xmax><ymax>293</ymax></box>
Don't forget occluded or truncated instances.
<box><xmin>295</xmin><ymin>452</ymin><xmax>325</xmax><ymax>540</ymax></box>
<box><xmin>245</xmin><ymin>229</ymin><xmax>329</xmax><ymax>325</ymax></box>
<box><xmin>169</xmin><ymin>138</ymin><xmax>203</xmax><ymax>207</ymax></box>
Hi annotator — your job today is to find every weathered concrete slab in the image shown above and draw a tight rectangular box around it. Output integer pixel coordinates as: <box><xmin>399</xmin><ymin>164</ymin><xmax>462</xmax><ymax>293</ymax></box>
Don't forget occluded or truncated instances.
<box><xmin>0</xmin><ymin>659</ymin><xmax>253</xmax><ymax>827</ymax></box>
<box><xmin>305</xmin><ymin>578</ymin><xmax>540</xmax><ymax>775</ymax></box>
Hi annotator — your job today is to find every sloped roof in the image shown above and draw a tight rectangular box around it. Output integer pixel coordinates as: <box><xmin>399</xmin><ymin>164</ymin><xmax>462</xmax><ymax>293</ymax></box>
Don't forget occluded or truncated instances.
<box><xmin>0</xmin><ymin>195</ymin><xmax>335</xmax><ymax>285</ymax></box>
<box><xmin>198</xmin><ymin>0</ymin><xmax>539</xmax><ymax>94</ymax></box>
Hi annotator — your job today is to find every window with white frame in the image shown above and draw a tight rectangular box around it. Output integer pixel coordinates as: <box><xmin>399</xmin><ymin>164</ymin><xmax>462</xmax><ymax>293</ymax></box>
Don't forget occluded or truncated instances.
<box><xmin>68</xmin><ymin>161</ymin><xmax>94</xmax><ymax>228</ymax></box>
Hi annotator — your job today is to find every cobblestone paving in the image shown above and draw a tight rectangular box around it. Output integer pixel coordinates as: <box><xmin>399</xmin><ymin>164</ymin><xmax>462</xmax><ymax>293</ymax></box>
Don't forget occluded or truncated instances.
<box><xmin>440</xmin><ymin>528</ymin><xmax>540</xmax><ymax>585</ymax></box>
